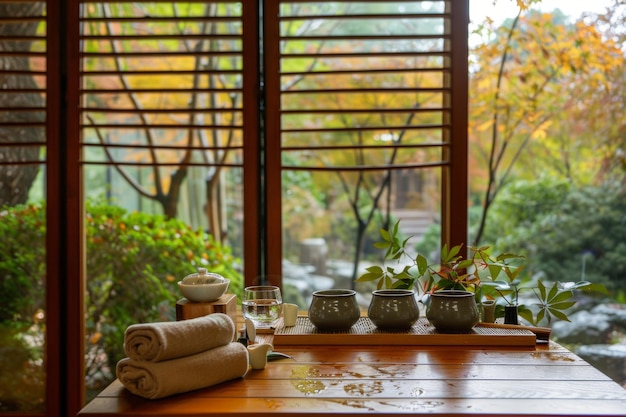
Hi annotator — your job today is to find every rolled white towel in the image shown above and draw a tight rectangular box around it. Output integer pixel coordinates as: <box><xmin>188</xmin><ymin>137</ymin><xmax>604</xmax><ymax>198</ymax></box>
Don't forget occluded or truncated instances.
<box><xmin>117</xmin><ymin>342</ymin><xmax>249</xmax><ymax>399</ymax></box>
<box><xmin>124</xmin><ymin>313</ymin><xmax>234</xmax><ymax>362</ymax></box>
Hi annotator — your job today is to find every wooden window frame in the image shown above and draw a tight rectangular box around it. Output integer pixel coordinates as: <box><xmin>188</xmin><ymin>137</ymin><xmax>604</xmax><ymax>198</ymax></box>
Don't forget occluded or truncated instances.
<box><xmin>263</xmin><ymin>0</ymin><xmax>468</xmax><ymax>281</ymax></box>
<box><xmin>2</xmin><ymin>1</ymin><xmax>467</xmax><ymax>415</ymax></box>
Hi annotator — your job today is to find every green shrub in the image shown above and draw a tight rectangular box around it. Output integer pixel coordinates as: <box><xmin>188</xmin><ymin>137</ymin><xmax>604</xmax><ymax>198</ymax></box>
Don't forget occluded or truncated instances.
<box><xmin>0</xmin><ymin>204</ymin><xmax>46</xmax><ymax>330</ymax></box>
<box><xmin>0</xmin><ymin>204</ymin><xmax>46</xmax><ymax>412</ymax></box>
<box><xmin>0</xmin><ymin>200</ymin><xmax>243</xmax><ymax>396</ymax></box>
<box><xmin>482</xmin><ymin>179</ymin><xmax>626</xmax><ymax>293</ymax></box>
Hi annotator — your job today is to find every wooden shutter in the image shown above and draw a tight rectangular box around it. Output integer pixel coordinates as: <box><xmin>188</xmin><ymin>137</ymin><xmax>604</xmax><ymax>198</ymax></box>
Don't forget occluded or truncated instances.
<box><xmin>78</xmin><ymin>1</ymin><xmax>260</xmax><ymax>281</ymax></box>
<box><xmin>263</xmin><ymin>0</ymin><xmax>468</xmax><ymax>282</ymax></box>
<box><xmin>0</xmin><ymin>2</ymin><xmax>55</xmax><ymax>415</ymax></box>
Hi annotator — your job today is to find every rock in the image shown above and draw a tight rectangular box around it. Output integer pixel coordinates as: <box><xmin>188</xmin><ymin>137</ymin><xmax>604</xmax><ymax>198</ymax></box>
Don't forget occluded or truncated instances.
<box><xmin>551</xmin><ymin>310</ymin><xmax>613</xmax><ymax>344</ymax></box>
<box><xmin>577</xmin><ymin>344</ymin><xmax>626</xmax><ymax>385</ymax></box>
<box><xmin>591</xmin><ymin>304</ymin><xmax>626</xmax><ymax>329</ymax></box>
<box><xmin>299</xmin><ymin>238</ymin><xmax>328</xmax><ymax>275</ymax></box>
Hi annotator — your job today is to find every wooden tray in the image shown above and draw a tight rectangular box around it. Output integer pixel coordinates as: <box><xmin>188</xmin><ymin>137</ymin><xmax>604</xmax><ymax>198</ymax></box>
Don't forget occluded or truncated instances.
<box><xmin>273</xmin><ymin>317</ymin><xmax>536</xmax><ymax>347</ymax></box>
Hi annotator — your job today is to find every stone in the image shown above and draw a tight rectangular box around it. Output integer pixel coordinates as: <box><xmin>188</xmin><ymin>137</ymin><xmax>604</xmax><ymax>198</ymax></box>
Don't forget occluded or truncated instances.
<box><xmin>591</xmin><ymin>304</ymin><xmax>626</xmax><ymax>328</ymax></box>
<box><xmin>551</xmin><ymin>310</ymin><xmax>613</xmax><ymax>344</ymax></box>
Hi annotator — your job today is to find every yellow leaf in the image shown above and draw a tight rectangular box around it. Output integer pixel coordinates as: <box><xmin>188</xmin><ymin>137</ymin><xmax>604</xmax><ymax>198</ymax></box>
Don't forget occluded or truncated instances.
<box><xmin>531</xmin><ymin>120</ymin><xmax>552</xmax><ymax>140</ymax></box>
<box><xmin>90</xmin><ymin>332</ymin><xmax>102</xmax><ymax>344</ymax></box>
<box><xmin>476</xmin><ymin>120</ymin><xmax>494</xmax><ymax>132</ymax></box>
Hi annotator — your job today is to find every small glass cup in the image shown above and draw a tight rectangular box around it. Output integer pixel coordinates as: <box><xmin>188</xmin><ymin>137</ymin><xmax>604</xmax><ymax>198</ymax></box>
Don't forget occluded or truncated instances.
<box><xmin>242</xmin><ymin>285</ymin><xmax>283</xmax><ymax>328</ymax></box>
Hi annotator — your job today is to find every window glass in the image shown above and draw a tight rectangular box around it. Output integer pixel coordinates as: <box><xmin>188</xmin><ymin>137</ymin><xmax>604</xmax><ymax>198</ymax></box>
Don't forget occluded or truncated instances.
<box><xmin>79</xmin><ymin>2</ymin><xmax>247</xmax><ymax>400</ymax></box>
<box><xmin>0</xmin><ymin>2</ymin><xmax>47</xmax><ymax>412</ymax></box>
<box><xmin>273</xmin><ymin>1</ymin><xmax>450</xmax><ymax>306</ymax></box>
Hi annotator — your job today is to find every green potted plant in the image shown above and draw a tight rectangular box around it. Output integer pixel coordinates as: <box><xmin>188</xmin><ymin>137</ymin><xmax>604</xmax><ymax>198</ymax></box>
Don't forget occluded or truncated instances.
<box><xmin>357</xmin><ymin>220</ymin><xmax>607</xmax><ymax>327</ymax></box>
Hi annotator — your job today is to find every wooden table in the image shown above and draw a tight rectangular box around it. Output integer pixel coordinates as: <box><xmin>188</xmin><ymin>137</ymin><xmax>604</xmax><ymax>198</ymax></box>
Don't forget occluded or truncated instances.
<box><xmin>79</xmin><ymin>327</ymin><xmax>626</xmax><ymax>417</ymax></box>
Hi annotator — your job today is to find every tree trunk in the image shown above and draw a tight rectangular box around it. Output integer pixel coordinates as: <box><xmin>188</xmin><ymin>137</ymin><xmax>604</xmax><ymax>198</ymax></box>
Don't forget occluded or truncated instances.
<box><xmin>0</xmin><ymin>4</ymin><xmax>45</xmax><ymax>207</ymax></box>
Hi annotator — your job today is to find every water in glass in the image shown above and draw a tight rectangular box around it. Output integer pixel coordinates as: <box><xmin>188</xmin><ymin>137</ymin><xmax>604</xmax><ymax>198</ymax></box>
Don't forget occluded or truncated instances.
<box><xmin>242</xmin><ymin>285</ymin><xmax>282</xmax><ymax>327</ymax></box>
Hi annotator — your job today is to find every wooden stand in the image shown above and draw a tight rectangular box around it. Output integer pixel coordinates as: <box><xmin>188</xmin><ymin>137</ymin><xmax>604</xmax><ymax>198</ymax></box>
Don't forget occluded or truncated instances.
<box><xmin>175</xmin><ymin>294</ymin><xmax>238</xmax><ymax>334</ymax></box>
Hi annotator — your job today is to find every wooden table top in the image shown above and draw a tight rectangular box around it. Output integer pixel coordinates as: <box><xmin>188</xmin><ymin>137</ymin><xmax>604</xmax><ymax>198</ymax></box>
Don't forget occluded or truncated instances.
<box><xmin>80</xmin><ymin>333</ymin><xmax>626</xmax><ymax>417</ymax></box>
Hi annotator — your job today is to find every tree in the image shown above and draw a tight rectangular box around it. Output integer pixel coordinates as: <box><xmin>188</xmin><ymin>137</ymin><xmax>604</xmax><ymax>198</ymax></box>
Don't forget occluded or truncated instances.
<box><xmin>581</xmin><ymin>0</ymin><xmax>626</xmax><ymax>186</ymax></box>
<box><xmin>0</xmin><ymin>3</ymin><xmax>44</xmax><ymax>207</ymax></box>
<box><xmin>484</xmin><ymin>178</ymin><xmax>626</xmax><ymax>293</ymax></box>
<box><xmin>83</xmin><ymin>3</ymin><xmax>242</xmax><ymax>243</ymax></box>
<box><xmin>278</xmin><ymin>1</ymin><xmax>445</xmax><ymax>283</ymax></box>
<box><xmin>469</xmin><ymin>3</ymin><xmax>625</xmax><ymax>244</ymax></box>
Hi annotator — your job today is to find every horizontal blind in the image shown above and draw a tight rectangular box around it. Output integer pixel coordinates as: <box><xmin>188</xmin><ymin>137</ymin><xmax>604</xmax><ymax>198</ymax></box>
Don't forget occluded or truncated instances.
<box><xmin>77</xmin><ymin>0</ymin><xmax>262</xmax><ymax>292</ymax></box>
<box><xmin>79</xmin><ymin>1</ymin><xmax>246</xmax><ymax>169</ymax></box>
<box><xmin>0</xmin><ymin>3</ymin><xmax>46</xmax><ymax>206</ymax></box>
<box><xmin>263</xmin><ymin>0</ymin><xmax>467</xmax><ymax>277</ymax></box>
<box><xmin>274</xmin><ymin>0</ymin><xmax>451</xmax><ymax>171</ymax></box>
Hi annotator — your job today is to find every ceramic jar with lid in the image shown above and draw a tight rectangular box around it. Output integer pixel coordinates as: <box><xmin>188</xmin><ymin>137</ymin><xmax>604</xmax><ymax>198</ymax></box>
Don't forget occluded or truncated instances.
<box><xmin>177</xmin><ymin>268</ymin><xmax>230</xmax><ymax>302</ymax></box>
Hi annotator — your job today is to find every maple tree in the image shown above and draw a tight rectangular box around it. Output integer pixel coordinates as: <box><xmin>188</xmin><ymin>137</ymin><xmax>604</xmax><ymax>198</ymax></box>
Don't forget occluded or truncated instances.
<box><xmin>277</xmin><ymin>2</ymin><xmax>445</xmax><ymax>282</ymax></box>
<box><xmin>82</xmin><ymin>3</ymin><xmax>242</xmax><ymax>243</ymax></box>
<box><xmin>469</xmin><ymin>1</ymin><xmax>625</xmax><ymax>244</ymax></box>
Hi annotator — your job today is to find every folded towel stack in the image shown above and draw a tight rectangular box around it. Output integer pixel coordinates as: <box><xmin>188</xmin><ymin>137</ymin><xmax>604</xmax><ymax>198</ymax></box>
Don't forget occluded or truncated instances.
<box><xmin>116</xmin><ymin>313</ymin><xmax>249</xmax><ymax>399</ymax></box>
<box><xmin>117</xmin><ymin>343</ymin><xmax>248</xmax><ymax>399</ymax></box>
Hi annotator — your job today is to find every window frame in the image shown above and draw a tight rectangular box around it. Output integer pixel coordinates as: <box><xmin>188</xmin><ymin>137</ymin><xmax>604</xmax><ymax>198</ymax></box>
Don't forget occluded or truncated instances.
<box><xmin>1</xmin><ymin>1</ymin><xmax>468</xmax><ymax>415</ymax></box>
<box><xmin>262</xmin><ymin>0</ymin><xmax>468</xmax><ymax>282</ymax></box>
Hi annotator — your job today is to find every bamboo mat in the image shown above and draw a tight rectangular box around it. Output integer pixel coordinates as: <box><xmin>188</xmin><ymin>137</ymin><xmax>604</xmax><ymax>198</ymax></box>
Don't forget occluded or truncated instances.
<box><xmin>272</xmin><ymin>317</ymin><xmax>536</xmax><ymax>347</ymax></box>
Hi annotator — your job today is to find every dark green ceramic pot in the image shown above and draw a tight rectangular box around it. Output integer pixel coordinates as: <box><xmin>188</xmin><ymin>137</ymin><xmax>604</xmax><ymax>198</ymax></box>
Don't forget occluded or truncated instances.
<box><xmin>426</xmin><ymin>290</ymin><xmax>479</xmax><ymax>333</ymax></box>
<box><xmin>368</xmin><ymin>289</ymin><xmax>419</xmax><ymax>330</ymax></box>
<box><xmin>308</xmin><ymin>289</ymin><xmax>360</xmax><ymax>331</ymax></box>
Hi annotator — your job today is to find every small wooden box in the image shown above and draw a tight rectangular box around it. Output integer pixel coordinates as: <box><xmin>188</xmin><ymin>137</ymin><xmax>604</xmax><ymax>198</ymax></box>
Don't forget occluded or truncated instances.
<box><xmin>175</xmin><ymin>293</ymin><xmax>238</xmax><ymax>333</ymax></box>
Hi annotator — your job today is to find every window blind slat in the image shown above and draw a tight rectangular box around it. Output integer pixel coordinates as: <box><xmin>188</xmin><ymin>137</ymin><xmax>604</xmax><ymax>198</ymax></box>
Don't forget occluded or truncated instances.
<box><xmin>82</xmin><ymin>88</ymin><xmax>242</xmax><ymax>93</ymax></box>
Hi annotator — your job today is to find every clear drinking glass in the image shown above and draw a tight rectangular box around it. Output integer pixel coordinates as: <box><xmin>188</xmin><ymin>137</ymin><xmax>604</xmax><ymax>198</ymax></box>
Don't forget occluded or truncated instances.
<box><xmin>242</xmin><ymin>285</ymin><xmax>283</xmax><ymax>327</ymax></box>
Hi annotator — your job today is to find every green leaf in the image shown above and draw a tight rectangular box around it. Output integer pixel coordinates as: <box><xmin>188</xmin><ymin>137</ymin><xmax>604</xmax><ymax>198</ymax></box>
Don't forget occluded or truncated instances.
<box><xmin>458</xmin><ymin>259</ymin><xmax>474</xmax><ymax>269</ymax></box>
<box><xmin>496</xmin><ymin>252</ymin><xmax>524</xmax><ymax>262</ymax></box>
<box><xmin>480</xmin><ymin>280</ymin><xmax>511</xmax><ymax>290</ymax></box>
<box><xmin>355</xmin><ymin>274</ymin><xmax>378</xmax><ymax>282</ymax></box>
<box><xmin>547</xmin><ymin>290</ymin><xmax>573</xmax><ymax>304</ymax></box>
<box><xmin>536</xmin><ymin>308</ymin><xmax>545</xmax><ymax>325</ymax></box>
<box><xmin>384</xmin><ymin>275</ymin><xmax>393</xmax><ymax>289</ymax></box>
<box><xmin>518</xmin><ymin>305</ymin><xmax>535</xmax><ymax>325</ymax></box>
<box><xmin>576</xmin><ymin>282</ymin><xmax>609</xmax><ymax>295</ymax></box>
<box><xmin>587</xmin><ymin>283</ymin><xmax>609</xmax><ymax>295</ymax></box>
<box><xmin>447</xmin><ymin>244</ymin><xmax>462</xmax><ymax>260</ymax></box>
<box><xmin>389</xmin><ymin>245</ymin><xmax>403</xmax><ymax>260</ymax></box>
<box><xmin>547</xmin><ymin>308</ymin><xmax>571</xmax><ymax>322</ymax></box>
<box><xmin>548</xmin><ymin>301</ymin><xmax>576</xmax><ymax>311</ymax></box>
<box><xmin>366</xmin><ymin>265</ymin><xmax>384</xmax><ymax>274</ymax></box>
<box><xmin>440</xmin><ymin>243</ymin><xmax>450</xmax><ymax>260</ymax></box>
<box><xmin>355</xmin><ymin>268</ymin><xmax>383</xmax><ymax>282</ymax></box>
<box><xmin>392</xmin><ymin>220</ymin><xmax>400</xmax><ymax>236</ymax></box>
<box><xmin>487</xmin><ymin>264</ymin><xmax>503</xmax><ymax>280</ymax></box>
<box><xmin>547</xmin><ymin>282</ymin><xmax>559</xmax><ymax>301</ymax></box>
<box><xmin>537</xmin><ymin>280</ymin><xmax>547</xmax><ymax>300</ymax></box>
<box><xmin>417</xmin><ymin>253</ymin><xmax>429</xmax><ymax>275</ymax></box>
<box><xmin>395</xmin><ymin>268</ymin><xmax>413</xmax><ymax>280</ymax></box>
<box><xmin>374</xmin><ymin>241</ymin><xmax>391</xmax><ymax>250</ymax></box>
<box><xmin>505</xmin><ymin>264</ymin><xmax>523</xmax><ymax>281</ymax></box>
